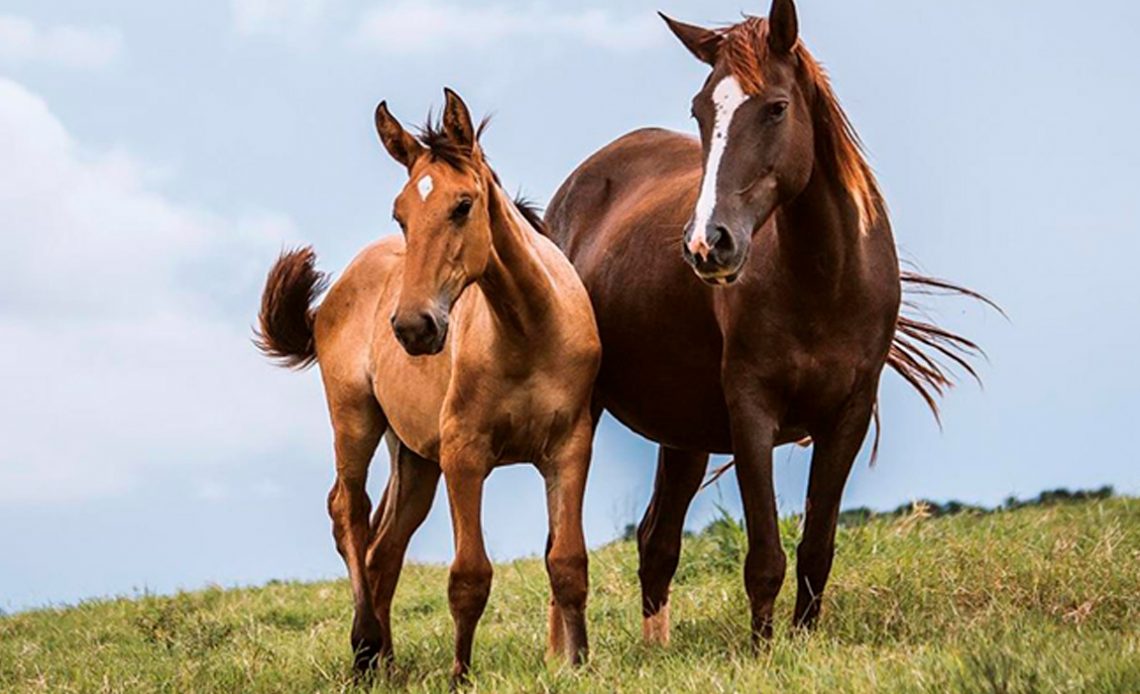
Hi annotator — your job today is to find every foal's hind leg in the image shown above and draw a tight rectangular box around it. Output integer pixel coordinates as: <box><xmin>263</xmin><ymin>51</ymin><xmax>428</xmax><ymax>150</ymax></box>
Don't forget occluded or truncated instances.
<box><xmin>637</xmin><ymin>447</ymin><xmax>708</xmax><ymax>645</ymax></box>
<box><xmin>366</xmin><ymin>437</ymin><xmax>441</xmax><ymax>666</ymax></box>
<box><xmin>793</xmin><ymin>398</ymin><xmax>874</xmax><ymax>630</ymax></box>
<box><xmin>326</xmin><ymin>393</ymin><xmax>386</xmax><ymax>672</ymax></box>
<box><xmin>542</xmin><ymin>415</ymin><xmax>593</xmax><ymax>665</ymax></box>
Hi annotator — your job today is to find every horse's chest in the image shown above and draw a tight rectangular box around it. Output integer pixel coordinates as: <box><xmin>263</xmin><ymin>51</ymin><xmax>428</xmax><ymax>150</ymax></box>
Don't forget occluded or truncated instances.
<box><xmin>448</xmin><ymin>366</ymin><xmax>583</xmax><ymax>462</ymax></box>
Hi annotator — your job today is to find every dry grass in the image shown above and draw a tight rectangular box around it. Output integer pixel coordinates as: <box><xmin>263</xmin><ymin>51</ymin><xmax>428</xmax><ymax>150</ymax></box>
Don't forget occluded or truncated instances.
<box><xmin>2</xmin><ymin>498</ymin><xmax>1138</xmax><ymax>693</ymax></box>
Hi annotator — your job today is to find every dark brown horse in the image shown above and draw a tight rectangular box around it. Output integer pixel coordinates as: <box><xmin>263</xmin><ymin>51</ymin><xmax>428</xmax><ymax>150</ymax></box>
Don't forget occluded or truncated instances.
<box><xmin>545</xmin><ymin>0</ymin><xmax>991</xmax><ymax>645</ymax></box>
<box><xmin>257</xmin><ymin>89</ymin><xmax>601</xmax><ymax>681</ymax></box>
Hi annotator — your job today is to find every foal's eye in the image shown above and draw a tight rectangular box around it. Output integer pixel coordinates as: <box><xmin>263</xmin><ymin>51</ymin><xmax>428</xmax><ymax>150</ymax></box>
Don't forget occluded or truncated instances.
<box><xmin>767</xmin><ymin>101</ymin><xmax>790</xmax><ymax>122</ymax></box>
<box><xmin>451</xmin><ymin>198</ymin><xmax>473</xmax><ymax>222</ymax></box>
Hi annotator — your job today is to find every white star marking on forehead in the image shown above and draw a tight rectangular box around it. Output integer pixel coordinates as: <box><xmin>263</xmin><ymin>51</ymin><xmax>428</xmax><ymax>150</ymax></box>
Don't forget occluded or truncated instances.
<box><xmin>417</xmin><ymin>175</ymin><xmax>434</xmax><ymax>200</ymax></box>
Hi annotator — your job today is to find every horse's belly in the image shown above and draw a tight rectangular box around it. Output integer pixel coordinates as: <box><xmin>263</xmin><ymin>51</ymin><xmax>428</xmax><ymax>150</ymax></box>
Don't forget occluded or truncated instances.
<box><xmin>585</xmin><ymin>256</ymin><xmax>733</xmax><ymax>454</ymax></box>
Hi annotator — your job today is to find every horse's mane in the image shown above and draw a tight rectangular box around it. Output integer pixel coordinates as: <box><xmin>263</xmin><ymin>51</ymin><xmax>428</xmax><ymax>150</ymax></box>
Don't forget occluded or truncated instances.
<box><xmin>417</xmin><ymin>112</ymin><xmax>492</xmax><ymax>171</ymax></box>
<box><xmin>511</xmin><ymin>195</ymin><xmax>547</xmax><ymax>234</ymax></box>
<box><xmin>417</xmin><ymin>114</ymin><xmax>547</xmax><ymax>234</ymax></box>
<box><xmin>721</xmin><ymin>16</ymin><xmax>881</xmax><ymax>233</ymax></box>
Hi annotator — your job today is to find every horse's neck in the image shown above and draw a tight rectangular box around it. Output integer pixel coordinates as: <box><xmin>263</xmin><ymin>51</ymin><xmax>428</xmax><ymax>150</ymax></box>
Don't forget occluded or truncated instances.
<box><xmin>775</xmin><ymin>166</ymin><xmax>871</xmax><ymax>294</ymax></box>
<box><xmin>476</xmin><ymin>183</ymin><xmax>556</xmax><ymax>338</ymax></box>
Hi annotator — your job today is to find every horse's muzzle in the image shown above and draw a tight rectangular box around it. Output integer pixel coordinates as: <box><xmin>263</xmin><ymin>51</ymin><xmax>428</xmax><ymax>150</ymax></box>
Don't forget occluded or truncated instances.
<box><xmin>391</xmin><ymin>309</ymin><xmax>448</xmax><ymax>356</ymax></box>
<box><xmin>682</xmin><ymin>223</ymin><xmax>747</xmax><ymax>285</ymax></box>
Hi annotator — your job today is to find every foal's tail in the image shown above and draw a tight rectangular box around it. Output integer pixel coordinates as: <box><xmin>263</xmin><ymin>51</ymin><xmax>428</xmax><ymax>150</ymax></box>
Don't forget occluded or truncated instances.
<box><xmin>254</xmin><ymin>247</ymin><xmax>328</xmax><ymax>370</ymax></box>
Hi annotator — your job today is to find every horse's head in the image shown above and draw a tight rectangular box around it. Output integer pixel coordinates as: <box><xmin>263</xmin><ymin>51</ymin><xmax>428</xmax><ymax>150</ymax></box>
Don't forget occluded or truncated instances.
<box><xmin>375</xmin><ymin>89</ymin><xmax>492</xmax><ymax>356</ymax></box>
<box><xmin>664</xmin><ymin>0</ymin><xmax>816</xmax><ymax>285</ymax></box>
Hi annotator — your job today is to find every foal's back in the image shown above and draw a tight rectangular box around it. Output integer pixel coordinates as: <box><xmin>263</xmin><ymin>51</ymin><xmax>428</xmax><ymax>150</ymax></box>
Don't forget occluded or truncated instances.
<box><xmin>312</xmin><ymin>236</ymin><xmax>450</xmax><ymax>458</ymax></box>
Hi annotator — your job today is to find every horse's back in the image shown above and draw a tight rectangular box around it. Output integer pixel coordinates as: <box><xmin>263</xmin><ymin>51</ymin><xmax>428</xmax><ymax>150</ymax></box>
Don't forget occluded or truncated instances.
<box><xmin>545</xmin><ymin>128</ymin><xmax>734</xmax><ymax>452</ymax></box>
<box><xmin>314</xmin><ymin>236</ymin><xmax>403</xmax><ymax>376</ymax></box>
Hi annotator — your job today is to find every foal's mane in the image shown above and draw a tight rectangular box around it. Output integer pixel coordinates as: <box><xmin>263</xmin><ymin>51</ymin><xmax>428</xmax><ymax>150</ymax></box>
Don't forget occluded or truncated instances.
<box><xmin>416</xmin><ymin>114</ymin><xmax>547</xmax><ymax>233</ymax></box>
<box><xmin>721</xmin><ymin>16</ymin><xmax>881</xmax><ymax>232</ymax></box>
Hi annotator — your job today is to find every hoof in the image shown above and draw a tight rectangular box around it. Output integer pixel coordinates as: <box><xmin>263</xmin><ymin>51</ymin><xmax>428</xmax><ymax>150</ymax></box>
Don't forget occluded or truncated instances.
<box><xmin>351</xmin><ymin>638</ymin><xmax>383</xmax><ymax>674</ymax></box>
<box><xmin>642</xmin><ymin>603</ymin><xmax>670</xmax><ymax>646</ymax></box>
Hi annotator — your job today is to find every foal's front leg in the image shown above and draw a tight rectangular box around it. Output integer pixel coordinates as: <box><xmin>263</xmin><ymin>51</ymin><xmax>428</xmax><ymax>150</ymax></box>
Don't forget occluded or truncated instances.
<box><xmin>542</xmin><ymin>415</ymin><xmax>592</xmax><ymax>665</ymax></box>
<box><xmin>440</xmin><ymin>439</ymin><xmax>493</xmax><ymax>685</ymax></box>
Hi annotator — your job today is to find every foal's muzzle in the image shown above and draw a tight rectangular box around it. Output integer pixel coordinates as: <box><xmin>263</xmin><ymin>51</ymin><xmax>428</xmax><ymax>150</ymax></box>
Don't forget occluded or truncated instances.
<box><xmin>391</xmin><ymin>309</ymin><xmax>448</xmax><ymax>356</ymax></box>
<box><xmin>682</xmin><ymin>222</ymin><xmax>746</xmax><ymax>285</ymax></box>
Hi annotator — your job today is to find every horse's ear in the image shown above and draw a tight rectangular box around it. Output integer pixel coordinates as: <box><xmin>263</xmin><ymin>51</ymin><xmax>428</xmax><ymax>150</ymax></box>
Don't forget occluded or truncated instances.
<box><xmin>767</xmin><ymin>0</ymin><xmax>799</xmax><ymax>55</ymax></box>
<box><xmin>659</xmin><ymin>12</ymin><xmax>722</xmax><ymax>66</ymax></box>
<box><xmin>375</xmin><ymin>101</ymin><xmax>424</xmax><ymax>170</ymax></box>
<box><xmin>442</xmin><ymin>87</ymin><xmax>476</xmax><ymax>152</ymax></box>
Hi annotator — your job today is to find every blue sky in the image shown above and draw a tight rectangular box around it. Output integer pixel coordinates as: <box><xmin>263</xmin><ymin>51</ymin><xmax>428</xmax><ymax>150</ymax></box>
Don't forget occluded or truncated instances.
<box><xmin>1</xmin><ymin>0</ymin><xmax>1138</xmax><ymax>611</ymax></box>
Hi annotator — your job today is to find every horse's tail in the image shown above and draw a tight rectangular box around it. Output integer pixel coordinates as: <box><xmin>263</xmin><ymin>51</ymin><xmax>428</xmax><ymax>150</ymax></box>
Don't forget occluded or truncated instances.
<box><xmin>702</xmin><ymin>270</ymin><xmax>998</xmax><ymax>488</ymax></box>
<box><xmin>861</xmin><ymin>271</ymin><xmax>1001</xmax><ymax>464</ymax></box>
<box><xmin>254</xmin><ymin>247</ymin><xmax>328</xmax><ymax>370</ymax></box>
<box><xmin>886</xmin><ymin>271</ymin><xmax>1001</xmax><ymax>420</ymax></box>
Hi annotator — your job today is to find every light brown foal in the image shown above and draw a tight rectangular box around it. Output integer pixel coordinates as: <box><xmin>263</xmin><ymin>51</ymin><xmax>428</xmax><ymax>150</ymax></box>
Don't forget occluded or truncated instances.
<box><xmin>256</xmin><ymin>88</ymin><xmax>601</xmax><ymax>682</ymax></box>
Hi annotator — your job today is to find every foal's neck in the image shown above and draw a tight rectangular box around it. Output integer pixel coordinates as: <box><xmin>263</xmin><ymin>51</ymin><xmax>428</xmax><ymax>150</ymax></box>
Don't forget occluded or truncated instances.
<box><xmin>476</xmin><ymin>181</ymin><xmax>556</xmax><ymax>338</ymax></box>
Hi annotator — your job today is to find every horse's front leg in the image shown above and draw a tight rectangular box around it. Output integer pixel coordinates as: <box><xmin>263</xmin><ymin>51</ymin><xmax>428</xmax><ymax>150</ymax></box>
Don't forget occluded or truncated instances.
<box><xmin>440</xmin><ymin>438</ymin><xmax>493</xmax><ymax>685</ymax></box>
<box><xmin>542</xmin><ymin>414</ymin><xmax>593</xmax><ymax>665</ymax></box>
<box><xmin>793</xmin><ymin>394</ymin><xmax>875</xmax><ymax>630</ymax></box>
<box><xmin>723</xmin><ymin>380</ymin><xmax>785</xmax><ymax>645</ymax></box>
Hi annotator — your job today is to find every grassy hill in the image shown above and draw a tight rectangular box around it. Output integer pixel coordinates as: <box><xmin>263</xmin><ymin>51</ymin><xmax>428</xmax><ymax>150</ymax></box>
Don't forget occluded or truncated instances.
<box><xmin>3</xmin><ymin>497</ymin><xmax>1138</xmax><ymax>693</ymax></box>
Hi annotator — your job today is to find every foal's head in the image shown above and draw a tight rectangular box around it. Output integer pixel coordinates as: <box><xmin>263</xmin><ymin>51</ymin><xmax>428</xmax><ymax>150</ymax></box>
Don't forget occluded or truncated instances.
<box><xmin>375</xmin><ymin>89</ymin><xmax>492</xmax><ymax>356</ymax></box>
<box><xmin>663</xmin><ymin>0</ymin><xmax>878</xmax><ymax>284</ymax></box>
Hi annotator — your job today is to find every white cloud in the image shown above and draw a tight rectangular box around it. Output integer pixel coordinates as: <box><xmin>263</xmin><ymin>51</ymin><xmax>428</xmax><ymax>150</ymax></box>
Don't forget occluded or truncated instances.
<box><xmin>0</xmin><ymin>78</ymin><xmax>328</xmax><ymax>504</ymax></box>
<box><xmin>231</xmin><ymin>0</ymin><xmax>333</xmax><ymax>37</ymax></box>
<box><xmin>0</xmin><ymin>15</ymin><xmax>122</xmax><ymax>69</ymax></box>
<box><xmin>354</xmin><ymin>1</ymin><xmax>662</xmax><ymax>54</ymax></box>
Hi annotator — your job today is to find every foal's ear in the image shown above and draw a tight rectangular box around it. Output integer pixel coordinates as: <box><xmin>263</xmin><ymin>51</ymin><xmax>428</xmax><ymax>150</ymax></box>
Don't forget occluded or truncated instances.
<box><xmin>659</xmin><ymin>12</ymin><xmax>723</xmax><ymax>66</ymax></box>
<box><xmin>375</xmin><ymin>101</ymin><xmax>424</xmax><ymax>170</ymax></box>
<box><xmin>442</xmin><ymin>87</ymin><xmax>476</xmax><ymax>152</ymax></box>
<box><xmin>767</xmin><ymin>0</ymin><xmax>799</xmax><ymax>55</ymax></box>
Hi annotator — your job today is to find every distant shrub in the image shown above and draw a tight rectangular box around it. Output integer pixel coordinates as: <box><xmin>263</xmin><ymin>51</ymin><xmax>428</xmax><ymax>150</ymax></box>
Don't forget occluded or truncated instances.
<box><xmin>701</xmin><ymin>486</ymin><xmax>1118</xmax><ymax>533</ymax></box>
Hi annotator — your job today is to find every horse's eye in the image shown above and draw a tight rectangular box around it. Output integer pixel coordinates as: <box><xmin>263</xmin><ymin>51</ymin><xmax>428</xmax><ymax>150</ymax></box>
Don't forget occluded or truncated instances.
<box><xmin>767</xmin><ymin>101</ymin><xmax>790</xmax><ymax>122</ymax></box>
<box><xmin>451</xmin><ymin>198</ymin><xmax>473</xmax><ymax>222</ymax></box>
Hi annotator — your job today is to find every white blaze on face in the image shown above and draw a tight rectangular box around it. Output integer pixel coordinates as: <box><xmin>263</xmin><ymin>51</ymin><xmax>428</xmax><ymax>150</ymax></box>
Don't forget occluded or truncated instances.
<box><xmin>417</xmin><ymin>175</ymin><xmax>434</xmax><ymax>200</ymax></box>
<box><xmin>689</xmin><ymin>75</ymin><xmax>749</xmax><ymax>259</ymax></box>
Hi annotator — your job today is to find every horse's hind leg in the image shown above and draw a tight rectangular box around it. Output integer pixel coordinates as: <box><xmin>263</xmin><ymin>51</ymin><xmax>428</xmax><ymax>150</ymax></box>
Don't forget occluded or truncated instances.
<box><xmin>366</xmin><ymin>435</ymin><xmax>441</xmax><ymax>666</ymax></box>
<box><xmin>793</xmin><ymin>397</ymin><xmax>874</xmax><ymax>630</ymax></box>
<box><xmin>637</xmin><ymin>446</ymin><xmax>708</xmax><ymax>645</ymax></box>
<box><xmin>326</xmin><ymin>392</ymin><xmax>386</xmax><ymax>672</ymax></box>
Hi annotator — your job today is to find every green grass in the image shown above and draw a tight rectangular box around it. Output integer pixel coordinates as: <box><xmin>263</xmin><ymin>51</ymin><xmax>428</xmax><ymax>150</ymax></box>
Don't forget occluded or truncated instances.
<box><xmin>3</xmin><ymin>498</ymin><xmax>1139</xmax><ymax>693</ymax></box>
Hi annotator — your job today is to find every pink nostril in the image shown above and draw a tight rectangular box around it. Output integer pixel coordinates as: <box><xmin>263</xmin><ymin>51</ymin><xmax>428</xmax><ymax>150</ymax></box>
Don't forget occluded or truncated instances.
<box><xmin>688</xmin><ymin>236</ymin><xmax>712</xmax><ymax>261</ymax></box>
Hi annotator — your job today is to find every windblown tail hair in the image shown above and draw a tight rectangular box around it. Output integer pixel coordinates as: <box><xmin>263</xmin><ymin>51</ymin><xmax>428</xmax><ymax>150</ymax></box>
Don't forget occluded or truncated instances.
<box><xmin>254</xmin><ymin>247</ymin><xmax>328</xmax><ymax>370</ymax></box>
<box><xmin>702</xmin><ymin>270</ymin><xmax>1000</xmax><ymax>490</ymax></box>
<box><xmin>888</xmin><ymin>271</ymin><xmax>1002</xmax><ymax>422</ymax></box>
